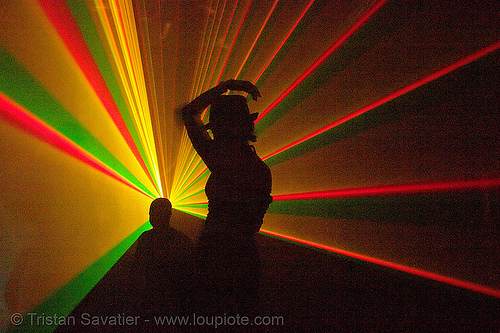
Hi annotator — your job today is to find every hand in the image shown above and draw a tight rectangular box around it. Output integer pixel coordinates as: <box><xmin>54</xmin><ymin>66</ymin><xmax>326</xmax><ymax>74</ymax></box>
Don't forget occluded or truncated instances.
<box><xmin>221</xmin><ymin>79</ymin><xmax>261</xmax><ymax>101</ymax></box>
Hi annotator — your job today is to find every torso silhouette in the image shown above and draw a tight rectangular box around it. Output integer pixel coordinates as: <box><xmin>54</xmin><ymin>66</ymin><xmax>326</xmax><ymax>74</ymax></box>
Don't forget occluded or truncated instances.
<box><xmin>136</xmin><ymin>227</ymin><xmax>193</xmax><ymax>292</ymax></box>
<box><xmin>196</xmin><ymin>140</ymin><xmax>272</xmax><ymax>234</ymax></box>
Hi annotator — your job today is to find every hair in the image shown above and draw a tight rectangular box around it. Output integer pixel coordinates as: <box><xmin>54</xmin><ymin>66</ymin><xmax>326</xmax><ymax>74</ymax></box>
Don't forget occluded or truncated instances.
<box><xmin>149</xmin><ymin>198</ymin><xmax>172</xmax><ymax>229</ymax></box>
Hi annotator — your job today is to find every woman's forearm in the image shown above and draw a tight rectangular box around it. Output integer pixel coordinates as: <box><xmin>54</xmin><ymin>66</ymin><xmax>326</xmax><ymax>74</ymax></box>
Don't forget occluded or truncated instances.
<box><xmin>181</xmin><ymin>79</ymin><xmax>260</xmax><ymax>125</ymax></box>
<box><xmin>181</xmin><ymin>82</ymin><xmax>228</xmax><ymax>123</ymax></box>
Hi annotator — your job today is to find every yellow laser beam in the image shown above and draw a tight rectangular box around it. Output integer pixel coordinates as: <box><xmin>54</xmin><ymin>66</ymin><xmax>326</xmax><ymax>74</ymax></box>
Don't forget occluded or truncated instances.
<box><xmin>94</xmin><ymin>0</ymin><xmax>164</xmax><ymax>196</ymax></box>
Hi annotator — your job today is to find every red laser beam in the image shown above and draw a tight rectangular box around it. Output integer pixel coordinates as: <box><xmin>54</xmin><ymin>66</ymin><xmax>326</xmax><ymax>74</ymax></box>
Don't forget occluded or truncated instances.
<box><xmin>263</xmin><ymin>40</ymin><xmax>500</xmax><ymax>161</ymax></box>
<box><xmin>0</xmin><ymin>93</ymin><xmax>154</xmax><ymax>199</ymax></box>
<box><xmin>198</xmin><ymin>0</ymin><xmax>230</xmax><ymax>93</ymax></box>
<box><xmin>253</xmin><ymin>0</ymin><xmax>316</xmax><ymax>85</ymax></box>
<box><xmin>259</xmin><ymin>229</ymin><xmax>500</xmax><ymax>298</ymax></box>
<box><xmin>217</xmin><ymin>0</ymin><xmax>252</xmax><ymax>83</ymax></box>
<box><xmin>234</xmin><ymin>0</ymin><xmax>279</xmax><ymax>79</ymax></box>
<box><xmin>177</xmin><ymin>178</ymin><xmax>500</xmax><ymax>205</ymax></box>
<box><xmin>192</xmin><ymin>0</ymin><xmax>225</xmax><ymax>97</ymax></box>
<box><xmin>180</xmin><ymin>0</ymin><xmax>315</xmax><ymax>196</ymax></box>
<box><xmin>190</xmin><ymin>0</ymin><xmax>215</xmax><ymax>99</ymax></box>
<box><xmin>206</xmin><ymin>0</ymin><xmax>239</xmax><ymax>88</ymax></box>
<box><xmin>38</xmin><ymin>0</ymin><xmax>159</xmax><ymax>193</ymax></box>
<box><xmin>272</xmin><ymin>178</ymin><xmax>500</xmax><ymax>201</ymax></box>
<box><xmin>255</xmin><ymin>0</ymin><xmax>388</xmax><ymax>123</ymax></box>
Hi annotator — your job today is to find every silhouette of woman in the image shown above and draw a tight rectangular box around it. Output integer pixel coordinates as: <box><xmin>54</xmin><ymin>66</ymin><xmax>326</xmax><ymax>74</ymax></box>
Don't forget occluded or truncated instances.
<box><xmin>182</xmin><ymin>80</ymin><xmax>272</xmax><ymax>315</ymax></box>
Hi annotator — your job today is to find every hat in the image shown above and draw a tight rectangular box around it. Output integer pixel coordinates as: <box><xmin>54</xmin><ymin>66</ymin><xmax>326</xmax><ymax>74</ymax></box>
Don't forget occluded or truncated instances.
<box><xmin>209</xmin><ymin>95</ymin><xmax>258</xmax><ymax>125</ymax></box>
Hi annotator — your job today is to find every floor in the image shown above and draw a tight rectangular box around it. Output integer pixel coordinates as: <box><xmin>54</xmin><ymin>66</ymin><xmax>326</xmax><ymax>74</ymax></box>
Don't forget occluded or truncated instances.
<box><xmin>55</xmin><ymin>233</ymin><xmax>499</xmax><ymax>332</ymax></box>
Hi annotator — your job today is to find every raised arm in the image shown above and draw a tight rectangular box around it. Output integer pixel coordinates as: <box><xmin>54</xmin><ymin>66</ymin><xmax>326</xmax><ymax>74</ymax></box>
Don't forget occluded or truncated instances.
<box><xmin>182</xmin><ymin>80</ymin><xmax>260</xmax><ymax>125</ymax></box>
<box><xmin>181</xmin><ymin>82</ymin><xmax>227</xmax><ymax>130</ymax></box>
<box><xmin>181</xmin><ymin>80</ymin><xmax>261</xmax><ymax>144</ymax></box>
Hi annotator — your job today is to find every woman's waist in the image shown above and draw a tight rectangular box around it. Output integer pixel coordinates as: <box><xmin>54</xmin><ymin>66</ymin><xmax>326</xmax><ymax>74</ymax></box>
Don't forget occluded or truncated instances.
<box><xmin>205</xmin><ymin>200</ymin><xmax>270</xmax><ymax>230</ymax></box>
<box><xmin>207</xmin><ymin>199</ymin><xmax>271</xmax><ymax>215</ymax></box>
<box><xmin>205</xmin><ymin>175</ymin><xmax>272</xmax><ymax>202</ymax></box>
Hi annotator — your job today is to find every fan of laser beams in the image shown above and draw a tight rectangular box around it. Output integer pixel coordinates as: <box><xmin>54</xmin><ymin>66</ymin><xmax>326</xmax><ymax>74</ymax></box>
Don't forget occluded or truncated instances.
<box><xmin>0</xmin><ymin>0</ymin><xmax>163</xmax><ymax>198</ymax></box>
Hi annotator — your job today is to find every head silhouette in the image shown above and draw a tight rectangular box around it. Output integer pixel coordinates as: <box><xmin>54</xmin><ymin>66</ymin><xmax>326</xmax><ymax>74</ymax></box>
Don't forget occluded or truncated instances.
<box><xmin>209</xmin><ymin>95</ymin><xmax>258</xmax><ymax>142</ymax></box>
<box><xmin>149</xmin><ymin>198</ymin><xmax>172</xmax><ymax>229</ymax></box>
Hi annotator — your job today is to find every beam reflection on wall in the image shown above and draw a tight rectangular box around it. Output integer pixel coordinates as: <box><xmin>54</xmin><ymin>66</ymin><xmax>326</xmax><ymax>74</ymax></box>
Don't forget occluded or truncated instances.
<box><xmin>0</xmin><ymin>0</ymin><xmax>499</xmax><ymax>330</ymax></box>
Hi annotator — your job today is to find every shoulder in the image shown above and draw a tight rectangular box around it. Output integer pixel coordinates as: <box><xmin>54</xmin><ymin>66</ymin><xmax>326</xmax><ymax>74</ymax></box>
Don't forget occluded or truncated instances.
<box><xmin>167</xmin><ymin>228</ymin><xmax>193</xmax><ymax>243</ymax></box>
<box><xmin>137</xmin><ymin>230</ymin><xmax>153</xmax><ymax>241</ymax></box>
